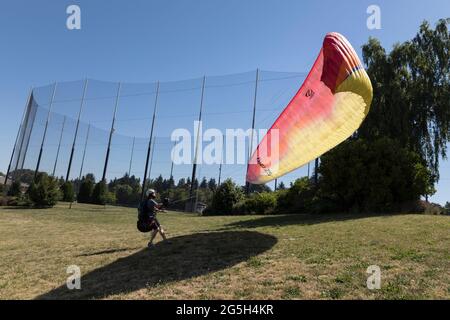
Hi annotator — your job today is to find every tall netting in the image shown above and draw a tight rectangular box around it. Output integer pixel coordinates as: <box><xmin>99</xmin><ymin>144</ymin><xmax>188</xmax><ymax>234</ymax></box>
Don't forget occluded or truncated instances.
<box><xmin>9</xmin><ymin>70</ymin><xmax>313</xmax><ymax>198</ymax></box>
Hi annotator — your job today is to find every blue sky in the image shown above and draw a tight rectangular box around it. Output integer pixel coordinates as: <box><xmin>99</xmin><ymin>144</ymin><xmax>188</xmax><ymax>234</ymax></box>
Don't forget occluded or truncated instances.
<box><xmin>0</xmin><ymin>0</ymin><xmax>449</xmax><ymax>204</ymax></box>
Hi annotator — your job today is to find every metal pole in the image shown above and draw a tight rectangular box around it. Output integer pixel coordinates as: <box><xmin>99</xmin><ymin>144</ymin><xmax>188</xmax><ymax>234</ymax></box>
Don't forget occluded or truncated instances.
<box><xmin>169</xmin><ymin>140</ymin><xmax>175</xmax><ymax>179</ymax></box>
<box><xmin>4</xmin><ymin>88</ymin><xmax>32</xmax><ymax>185</ymax></box>
<box><xmin>246</xmin><ymin>69</ymin><xmax>259</xmax><ymax>194</ymax></box>
<box><xmin>217</xmin><ymin>135</ymin><xmax>224</xmax><ymax>186</ymax></box>
<box><xmin>78</xmin><ymin>123</ymin><xmax>91</xmax><ymax>181</ymax></box>
<box><xmin>147</xmin><ymin>137</ymin><xmax>157</xmax><ymax>182</ymax></box>
<box><xmin>274</xmin><ymin>178</ymin><xmax>278</xmax><ymax>191</ymax></box>
<box><xmin>189</xmin><ymin>76</ymin><xmax>206</xmax><ymax>211</ymax></box>
<box><xmin>128</xmin><ymin>136</ymin><xmax>135</xmax><ymax>176</ymax></box>
<box><xmin>14</xmin><ymin>88</ymin><xmax>34</xmax><ymax>173</ymax></box>
<box><xmin>18</xmin><ymin>101</ymin><xmax>38</xmax><ymax>171</ymax></box>
<box><xmin>52</xmin><ymin>116</ymin><xmax>66</xmax><ymax>177</ymax></box>
<box><xmin>307</xmin><ymin>162</ymin><xmax>310</xmax><ymax>178</ymax></box>
<box><xmin>34</xmin><ymin>82</ymin><xmax>58</xmax><ymax>179</ymax></box>
<box><xmin>102</xmin><ymin>82</ymin><xmax>121</xmax><ymax>182</ymax></box>
<box><xmin>218</xmin><ymin>163</ymin><xmax>223</xmax><ymax>186</ymax></box>
<box><xmin>141</xmin><ymin>82</ymin><xmax>160</xmax><ymax>201</ymax></box>
<box><xmin>314</xmin><ymin>158</ymin><xmax>319</xmax><ymax>184</ymax></box>
<box><xmin>66</xmin><ymin>79</ymin><xmax>88</xmax><ymax>182</ymax></box>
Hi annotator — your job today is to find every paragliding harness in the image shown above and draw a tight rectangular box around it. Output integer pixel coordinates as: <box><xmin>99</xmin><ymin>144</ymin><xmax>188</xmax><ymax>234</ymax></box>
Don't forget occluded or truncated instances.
<box><xmin>137</xmin><ymin>199</ymin><xmax>160</xmax><ymax>233</ymax></box>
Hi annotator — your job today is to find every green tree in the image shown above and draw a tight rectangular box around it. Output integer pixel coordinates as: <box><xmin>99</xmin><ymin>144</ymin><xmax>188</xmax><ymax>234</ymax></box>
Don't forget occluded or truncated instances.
<box><xmin>92</xmin><ymin>181</ymin><xmax>108</xmax><ymax>205</ymax></box>
<box><xmin>277</xmin><ymin>181</ymin><xmax>286</xmax><ymax>190</ymax></box>
<box><xmin>77</xmin><ymin>178</ymin><xmax>94</xmax><ymax>204</ymax></box>
<box><xmin>443</xmin><ymin>202</ymin><xmax>450</xmax><ymax>215</ymax></box>
<box><xmin>318</xmin><ymin>138</ymin><xmax>435</xmax><ymax>212</ymax></box>
<box><xmin>207</xmin><ymin>178</ymin><xmax>217</xmax><ymax>190</ymax></box>
<box><xmin>244</xmin><ymin>192</ymin><xmax>277</xmax><ymax>214</ymax></box>
<box><xmin>61</xmin><ymin>181</ymin><xmax>75</xmax><ymax>202</ymax></box>
<box><xmin>276</xmin><ymin>177</ymin><xmax>316</xmax><ymax>214</ymax></box>
<box><xmin>207</xmin><ymin>179</ymin><xmax>243</xmax><ymax>215</ymax></box>
<box><xmin>7</xmin><ymin>181</ymin><xmax>22</xmax><ymax>197</ymax></box>
<box><xmin>115</xmin><ymin>184</ymin><xmax>133</xmax><ymax>205</ymax></box>
<box><xmin>27</xmin><ymin>173</ymin><xmax>60</xmax><ymax>208</ymax></box>
<box><xmin>359</xmin><ymin>19</ymin><xmax>450</xmax><ymax>182</ymax></box>
<box><xmin>199</xmin><ymin>177</ymin><xmax>208</xmax><ymax>189</ymax></box>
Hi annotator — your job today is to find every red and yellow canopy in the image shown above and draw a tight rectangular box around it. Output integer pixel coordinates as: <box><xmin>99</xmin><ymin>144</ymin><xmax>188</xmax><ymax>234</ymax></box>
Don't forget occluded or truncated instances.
<box><xmin>247</xmin><ymin>32</ymin><xmax>373</xmax><ymax>184</ymax></box>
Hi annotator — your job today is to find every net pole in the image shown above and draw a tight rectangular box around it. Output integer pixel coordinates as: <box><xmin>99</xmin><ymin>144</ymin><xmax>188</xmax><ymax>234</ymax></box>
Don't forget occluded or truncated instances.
<box><xmin>18</xmin><ymin>100</ymin><xmax>38</xmax><ymax>171</ymax></box>
<box><xmin>314</xmin><ymin>158</ymin><xmax>319</xmax><ymax>184</ymax></box>
<box><xmin>141</xmin><ymin>82</ymin><xmax>160</xmax><ymax>201</ymax></box>
<box><xmin>66</xmin><ymin>79</ymin><xmax>88</xmax><ymax>182</ymax></box>
<box><xmin>307</xmin><ymin>162</ymin><xmax>310</xmax><ymax>178</ymax></box>
<box><xmin>102</xmin><ymin>82</ymin><xmax>121</xmax><ymax>182</ymax></box>
<box><xmin>217</xmin><ymin>135</ymin><xmax>224</xmax><ymax>186</ymax></box>
<box><xmin>34</xmin><ymin>82</ymin><xmax>58</xmax><ymax>179</ymax></box>
<box><xmin>128</xmin><ymin>136</ymin><xmax>135</xmax><ymax>176</ymax></box>
<box><xmin>15</xmin><ymin>88</ymin><xmax>35</xmax><ymax>172</ymax></box>
<box><xmin>78</xmin><ymin>123</ymin><xmax>91</xmax><ymax>181</ymax></box>
<box><xmin>246</xmin><ymin>68</ymin><xmax>259</xmax><ymax>194</ymax></box>
<box><xmin>4</xmin><ymin>87</ymin><xmax>32</xmax><ymax>185</ymax></box>
<box><xmin>189</xmin><ymin>76</ymin><xmax>206</xmax><ymax>212</ymax></box>
<box><xmin>147</xmin><ymin>137</ymin><xmax>157</xmax><ymax>182</ymax></box>
<box><xmin>169</xmin><ymin>140</ymin><xmax>175</xmax><ymax>179</ymax></box>
<box><xmin>52</xmin><ymin>116</ymin><xmax>66</xmax><ymax>177</ymax></box>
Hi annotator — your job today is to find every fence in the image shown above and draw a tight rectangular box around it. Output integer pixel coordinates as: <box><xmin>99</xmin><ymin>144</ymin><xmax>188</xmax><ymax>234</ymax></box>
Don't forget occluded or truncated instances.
<box><xmin>6</xmin><ymin>70</ymin><xmax>314</xmax><ymax>195</ymax></box>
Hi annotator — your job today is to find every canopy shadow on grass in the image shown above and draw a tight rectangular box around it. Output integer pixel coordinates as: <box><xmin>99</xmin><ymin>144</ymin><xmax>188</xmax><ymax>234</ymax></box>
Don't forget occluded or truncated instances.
<box><xmin>219</xmin><ymin>212</ymin><xmax>406</xmax><ymax>230</ymax></box>
<box><xmin>37</xmin><ymin>231</ymin><xmax>277</xmax><ymax>300</ymax></box>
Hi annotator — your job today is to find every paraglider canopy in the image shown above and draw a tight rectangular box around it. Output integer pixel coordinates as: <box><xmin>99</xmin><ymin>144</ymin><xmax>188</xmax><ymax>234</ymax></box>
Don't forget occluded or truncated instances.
<box><xmin>246</xmin><ymin>32</ymin><xmax>373</xmax><ymax>184</ymax></box>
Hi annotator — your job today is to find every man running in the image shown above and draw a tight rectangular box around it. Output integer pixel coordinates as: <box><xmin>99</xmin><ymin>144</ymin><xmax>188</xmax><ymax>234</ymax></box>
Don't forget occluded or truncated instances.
<box><xmin>138</xmin><ymin>189</ymin><xmax>170</xmax><ymax>248</ymax></box>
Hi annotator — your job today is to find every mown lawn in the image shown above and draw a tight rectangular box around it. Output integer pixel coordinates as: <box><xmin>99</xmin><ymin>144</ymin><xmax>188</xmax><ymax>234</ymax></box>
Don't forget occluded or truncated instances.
<box><xmin>0</xmin><ymin>203</ymin><xmax>449</xmax><ymax>300</ymax></box>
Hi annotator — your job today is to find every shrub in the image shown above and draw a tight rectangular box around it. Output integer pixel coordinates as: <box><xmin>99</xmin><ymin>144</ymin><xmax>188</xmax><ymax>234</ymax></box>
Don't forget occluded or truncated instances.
<box><xmin>7</xmin><ymin>181</ymin><xmax>22</xmax><ymax>197</ymax></box>
<box><xmin>92</xmin><ymin>181</ymin><xmax>108</xmax><ymax>205</ymax></box>
<box><xmin>276</xmin><ymin>177</ymin><xmax>316</xmax><ymax>214</ymax></box>
<box><xmin>0</xmin><ymin>196</ymin><xmax>22</xmax><ymax>207</ymax></box>
<box><xmin>243</xmin><ymin>192</ymin><xmax>277</xmax><ymax>214</ymax></box>
<box><xmin>61</xmin><ymin>182</ymin><xmax>75</xmax><ymax>202</ymax></box>
<box><xmin>27</xmin><ymin>173</ymin><xmax>60</xmax><ymax>208</ymax></box>
<box><xmin>205</xmin><ymin>179</ymin><xmax>243</xmax><ymax>215</ymax></box>
<box><xmin>105</xmin><ymin>191</ymin><xmax>116</xmax><ymax>205</ymax></box>
<box><xmin>77</xmin><ymin>179</ymin><xmax>94</xmax><ymax>204</ymax></box>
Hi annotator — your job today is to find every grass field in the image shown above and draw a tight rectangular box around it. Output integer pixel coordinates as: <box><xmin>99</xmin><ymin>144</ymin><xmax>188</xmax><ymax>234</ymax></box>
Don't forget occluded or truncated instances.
<box><xmin>0</xmin><ymin>203</ymin><xmax>449</xmax><ymax>300</ymax></box>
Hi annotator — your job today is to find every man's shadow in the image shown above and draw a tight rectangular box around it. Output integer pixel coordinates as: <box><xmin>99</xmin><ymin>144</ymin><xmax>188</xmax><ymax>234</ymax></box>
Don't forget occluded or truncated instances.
<box><xmin>37</xmin><ymin>231</ymin><xmax>277</xmax><ymax>299</ymax></box>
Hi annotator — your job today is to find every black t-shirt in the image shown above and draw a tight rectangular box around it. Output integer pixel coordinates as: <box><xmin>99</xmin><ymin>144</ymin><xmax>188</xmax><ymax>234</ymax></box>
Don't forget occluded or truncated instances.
<box><xmin>139</xmin><ymin>199</ymin><xmax>158</xmax><ymax>220</ymax></box>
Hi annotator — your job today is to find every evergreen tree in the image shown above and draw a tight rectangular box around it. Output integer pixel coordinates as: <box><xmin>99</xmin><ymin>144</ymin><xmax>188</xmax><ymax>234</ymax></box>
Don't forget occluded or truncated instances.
<box><xmin>92</xmin><ymin>181</ymin><xmax>108</xmax><ymax>205</ymax></box>
<box><xmin>77</xmin><ymin>178</ymin><xmax>94</xmax><ymax>203</ymax></box>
